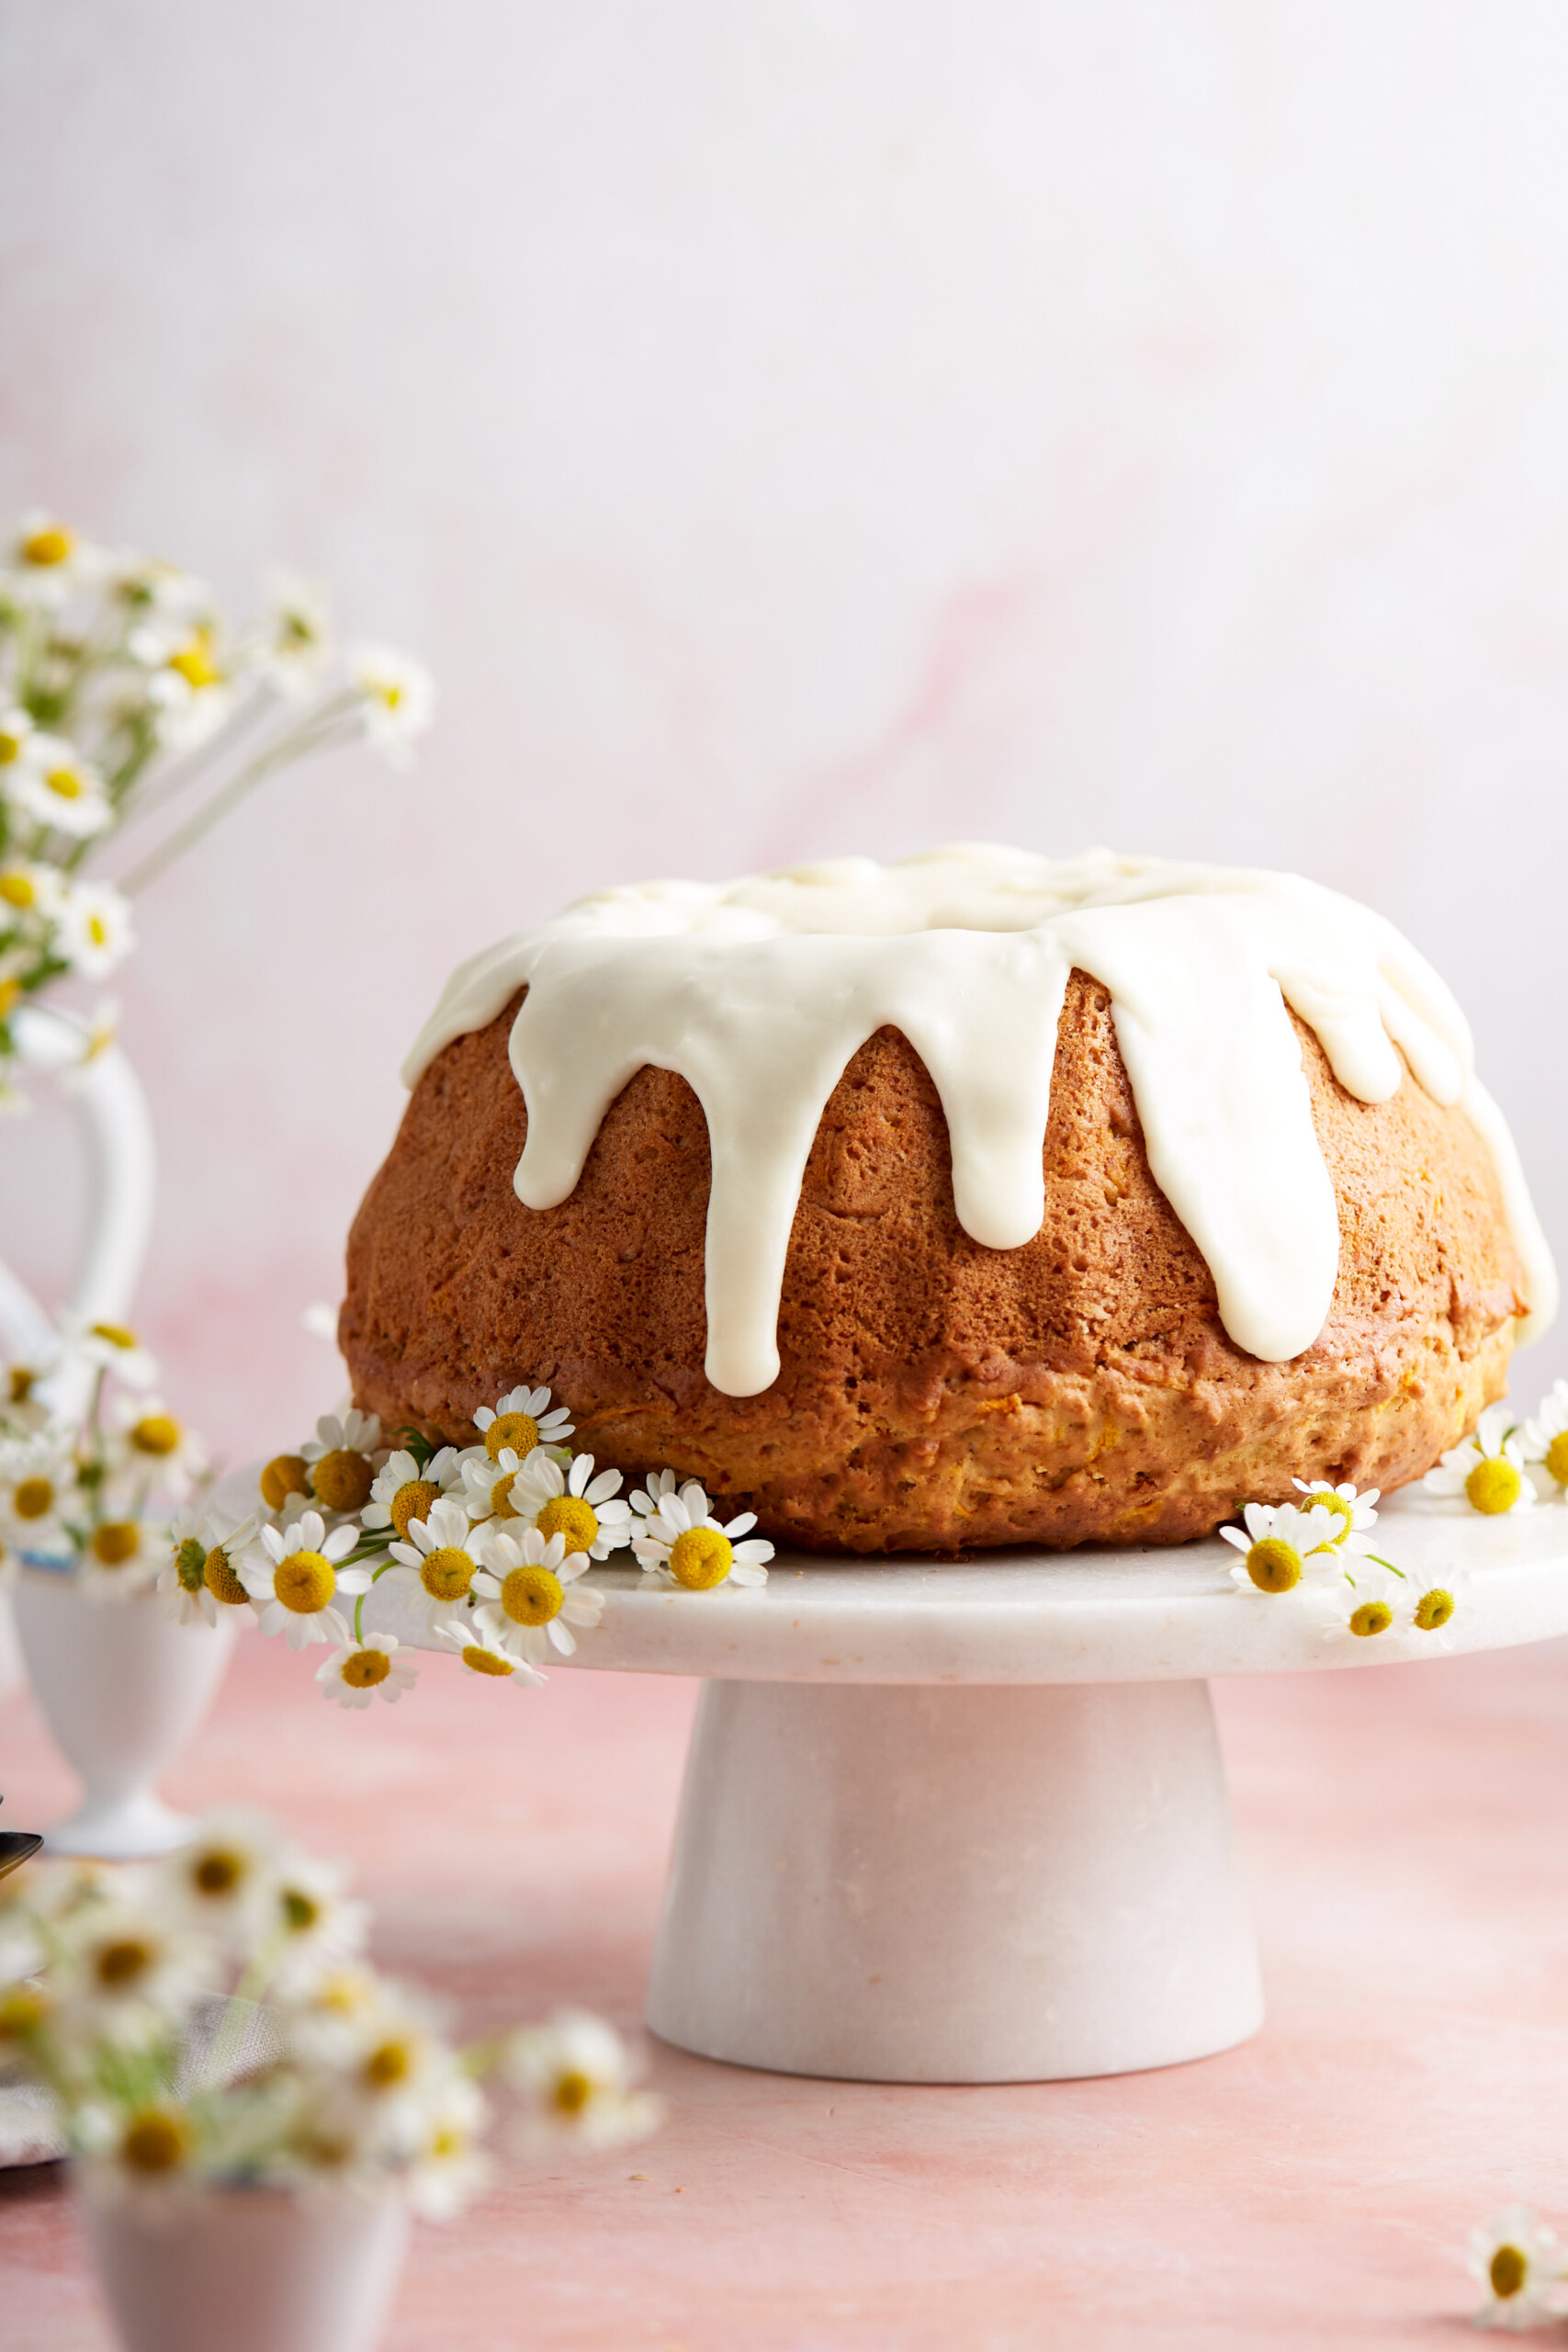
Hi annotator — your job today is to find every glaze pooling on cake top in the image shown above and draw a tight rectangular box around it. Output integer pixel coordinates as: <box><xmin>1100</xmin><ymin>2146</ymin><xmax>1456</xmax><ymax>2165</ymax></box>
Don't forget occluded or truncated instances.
<box><xmin>405</xmin><ymin>846</ymin><xmax>1556</xmax><ymax>1398</ymax></box>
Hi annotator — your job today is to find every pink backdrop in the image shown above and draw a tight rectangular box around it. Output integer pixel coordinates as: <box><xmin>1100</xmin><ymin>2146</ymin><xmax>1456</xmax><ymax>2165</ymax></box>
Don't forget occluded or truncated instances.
<box><xmin>4</xmin><ymin>1</ymin><xmax>1568</xmax><ymax>1462</ymax></box>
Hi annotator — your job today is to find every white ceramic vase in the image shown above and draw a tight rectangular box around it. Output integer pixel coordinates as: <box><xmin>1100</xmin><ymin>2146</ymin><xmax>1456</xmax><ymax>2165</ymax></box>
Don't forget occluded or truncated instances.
<box><xmin>15</xmin><ymin>1574</ymin><xmax>237</xmax><ymax>1858</ymax></box>
<box><xmin>79</xmin><ymin>2181</ymin><xmax>410</xmax><ymax>2352</ymax></box>
<box><xmin>0</xmin><ymin>999</ymin><xmax>156</xmax><ymax>1700</ymax></box>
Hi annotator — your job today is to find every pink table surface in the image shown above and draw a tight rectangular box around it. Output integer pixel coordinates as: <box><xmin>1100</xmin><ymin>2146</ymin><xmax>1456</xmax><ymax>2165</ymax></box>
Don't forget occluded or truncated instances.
<box><xmin>3</xmin><ymin>1623</ymin><xmax>1565</xmax><ymax>2350</ymax></box>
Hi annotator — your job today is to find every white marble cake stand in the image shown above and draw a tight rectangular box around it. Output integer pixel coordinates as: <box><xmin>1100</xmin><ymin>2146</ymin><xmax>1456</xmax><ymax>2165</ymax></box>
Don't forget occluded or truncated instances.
<box><xmin>355</xmin><ymin>1490</ymin><xmax>1568</xmax><ymax>2086</ymax></box>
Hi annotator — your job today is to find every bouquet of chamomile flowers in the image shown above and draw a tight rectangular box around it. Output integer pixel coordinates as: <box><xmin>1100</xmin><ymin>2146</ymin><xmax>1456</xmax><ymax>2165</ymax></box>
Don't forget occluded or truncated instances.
<box><xmin>0</xmin><ymin>1316</ymin><xmax>209</xmax><ymax>1600</ymax></box>
<box><xmin>175</xmin><ymin>1385</ymin><xmax>775</xmax><ymax>1710</ymax></box>
<box><xmin>0</xmin><ymin>506</ymin><xmax>432</xmax><ymax>1111</ymax></box>
<box><xmin>0</xmin><ymin>1810</ymin><xmax>660</xmax><ymax>2203</ymax></box>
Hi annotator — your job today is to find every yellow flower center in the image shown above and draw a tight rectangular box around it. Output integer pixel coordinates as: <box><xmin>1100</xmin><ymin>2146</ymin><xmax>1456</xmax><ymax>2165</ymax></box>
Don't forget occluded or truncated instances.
<box><xmin>92</xmin><ymin>1521</ymin><xmax>139</xmax><ymax>1566</ymax></box>
<box><xmin>1348</xmin><ymin>1600</ymin><xmax>1393</xmax><ymax>1638</ymax></box>
<box><xmin>1491</xmin><ymin>2245</ymin><xmax>1528</xmax><ymax>2300</ymax></box>
<box><xmin>390</xmin><ymin>1477</ymin><xmax>440</xmax><ymax>1539</ymax></box>
<box><xmin>175</xmin><ymin>1536</ymin><xmax>207</xmax><ymax>1591</ymax></box>
<box><xmin>87</xmin><ymin>914</ymin><xmax>108</xmax><ymax>946</ymax></box>
<box><xmin>420</xmin><ymin>1545</ymin><xmax>474</xmax><ymax>1601</ymax></box>
<box><xmin>463</xmin><ymin>1644</ymin><xmax>513</xmax><ymax>1677</ymax></box>
<box><xmin>1466</xmin><ymin>1457</ymin><xmax>1521</xmax><ymax>1515</ymax></box>
<box><xmin>276</xmin><ymin>1551</ymin><xmax>335</xmax><ymax>1612</ymax></box>
<box><xmin>193</xmin><ymin>1849</ymin><xmax>245</xmax><ymax>1896</ymax></box>
<box><xmin>167</xmin><ymin>631</ymin><xmax>220</xmax><ymax>688</ymax></box>
<box><xmin>0</xmin><ymin>730</ymin><xmax>24</xmax><ymax>763</ymax></box>
<box><xmin>501</xmin><ymin>1563</ymin><xmax>564</xmax><ymax>1626</ymax></box>
<box><xmin>488</xmin><ymin>1469</ymin><xmax>519</xmax><ymax>1519</ymax></box>
<box><xmin>89</xmin><ymin>1322</ymin><xmax>138</xmax><ymax>1349</ymax></box>
<box><xmin>282</xmin><ymin>1886</ymin><xmax>321</xmax><ymax>1932</ymax></box>
<box><xmin>310</xmin><ymin>1447</ymin><xmax>374</xmax><ymax>1512</ymax></box>
<box><xmin>0</xmin><ymin>871</ymin><xmax>35</xmax><ymax>908</ymax></box>
<box><xmin>259</xmin><ymin>1453</ymin><xmax>309</xmax><ymax>1510</ymax></box>
<box><xmin>130</xmin><ymin>1413</ymin><xmax>180</xmax><ymax>1456</ymax></box>
<box><xmin>553</xmin><ymin>2068</ymin><xmax>593</xmax><ymax>2114</ymax></box>
<box><xmin>1545</xmin><ymin>1432</ymin><xmax>1568</xmax><ymax>1487</ymax></box>
<box><xmin>1243</xmin><ymin>1537</ymin><xmax>1301</xmax><ymax>1595</ymax></box>
<box><xmin>7</xmin><ymin>1367</ymin><xmax>32</xmax><ymax>1403</ymax></box>
<box><xmin>14</xmin><ymin>1476</ymin><xmax>55</xmax><ymax>1520</ymax></box>
<box><xmin>486</xmin><ymin>1411</ymin><xmax>539</xmax><ymax>1462</ymax></box>
<box><xmin>121</xmin><ymin>2109</ymin><xmax>190</xmax><ymax>2174</ymax></box>
<box><xmin>0</xmin><ymin>978</ymin><xmax>17</xmax><ymax>1020</ymax></box>
<box><xmin>1307</xmin><ymin>1490</ymin><xmax>1353</xmax><ymax>1536</ymax></box>
<box><xmin>669</xmin><ymin>1526</ymin><xmax>734</xmax><ymax>1590</ymax></box>
<box><xmin>21</xmin><ymin>524</ymin><xmax>73</xmax><ymax>567</ymax></box>
<box><xmin>1413</xmin><ymin>1588</ymin><xmax>1454</xmax><ymax>1632</ymax></box>
<box><xmin>204</xmin><ymin>1545</ymin><xmax>248</xmax><ymax>1606</ymax></box>
<box><xmin>96</xmin><ymin>1937</ymin><xmax>152</xmax><ymax>1987</ymax></box>
<box><xmin>0</xmin><ymin>1988</ymin><xmax>46</xmax><ymax>2039</ymax></box>
<box><xmin>365</xmin><ymin>2039</ymin><xmax>412</xmax><ymax>2089</ymax></box>
<box><xmin>342</xmin><ymin>1646</ymin><xmax>391</xmax><ymax>1689</ymax></box>
<box><xmin>536</xmin><ymin>1495</ymin><xmax>597</xmax><ymax>1555</ymax></box>
<box><xmin>45</xmin><ymin>766</ymin><xmax>83</xmax><ymax>801</ymax></box>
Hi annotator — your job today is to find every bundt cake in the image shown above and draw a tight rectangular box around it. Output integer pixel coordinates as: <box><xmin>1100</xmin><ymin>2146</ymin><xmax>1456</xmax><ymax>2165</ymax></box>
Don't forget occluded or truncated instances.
<box><xmin>339</xmin><ymin>846</ymin><xmax>1555</xmax><ymax>1553</ymax></box>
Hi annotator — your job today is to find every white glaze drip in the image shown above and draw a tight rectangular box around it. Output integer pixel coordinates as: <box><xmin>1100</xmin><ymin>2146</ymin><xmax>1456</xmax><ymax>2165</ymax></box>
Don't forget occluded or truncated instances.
<box><xmin>405</xmin><ymin>847</ymin><xmax>1556</xmax><ymax>1397</ymax></box>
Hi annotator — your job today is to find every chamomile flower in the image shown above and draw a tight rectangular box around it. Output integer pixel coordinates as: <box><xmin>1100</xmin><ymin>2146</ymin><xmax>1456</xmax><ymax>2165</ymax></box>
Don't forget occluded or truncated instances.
<box><xmin>51</xmin><ymin>879</ymin><xmax>135</xmax><ymax>978</ymax></box>
<box><xmin>406</xmin><ymin>2070</ymin><xmax>491</xmax><ymax>2219</ymax></box>
<box><xmin>144</xmin><ymin>628</ymin><xmax>231</xmax><ymax>750</ymax></box>
<box><xmin>457</xmin><ymin>1442</ymin><xmax>530</xmax><ymax>1523</ymax></box>
<box><xmin>0</xmin><ymin>707</ymin><xmax>34</xmax><ymax>768</ymax></box>
<box><xmin>158</xmin><ymin>1505</ymin><xmax>243</xmax><ymax>1627</ymax></box>
<box><xmin>1466</xmin><ymin>2206</ymin><xmax>1565</xmax><ymax>2330</ymax></box>
<box><xmin>0</xmin><ymin>1441</ymin><xmax>73</xmax><ymax>1554</ymax></box>
<box><xmin>6</xmin><ymin>514</ymin><xmax>98</xmax><ymax>605</ymax></box>
<box><xmin>300</xmin><ymin>1409</ymin><xmax>383</xmax><ymax>1515</ymax></box>
<box><xmin>158</xmin><ymin>1812</ymin><xmax>288</xmax><ymax>1944</ymax></box>
<box><xmin>1520</xmin><ymin>1379</ymin><xmax>1568</xmax><ymax>1492</ymax></box>
<box><xmin>385</xmin><ymin>1498</ymin><xmax>488</xmax><ymax>1630</ymax></box>
<box><xmin>470</xmin><ymin>1525</ymin><xmax>604</xmax><ymax>1666</ymax></box>
<box><xmin>105</xmin><ymin>1392</ymin><xmax>206</xmax><ymax>1503</ymax></box>
<box><xmin>1317</xmin><ymin>1561</ymin><xmax>1406</xmax><ymax>1647</ymax></box>
<box><xmin>1218</xmin><ymin>1500</ymin><xmax>1346</xmax><ymax>1596</ymax></box>
<box><xmin>1424</xmin><ymin>1406</ymin><xmax>1535</xmax><ymax>1517</ymax></box>
<box><xmin>433</xmin><ymin>1616</ymin><xmax>547</xmax><ymax>1687</ymax></box>
<box><xmin>292</xmin><ymin>1979</ymin><xmax>450</xmax><ymax>2128</ymax></box>
<box><xmin>502</xmin><ymin>2010</ymin><xmax>661</xmax><ymax>2155</ymax></box>
<box><xmin>472</xmin><ymin>1385</ymin><xmax>574</xmax><ymax>1463</ymax></box>
<box><xmin>1406</xmin><ymin>1568</ymin><xmax>1468</xmax><ymax>1652</ymax></box>
<box><xmin>0</xmin><ymin>858</ymin><xmax>62</xmax><ymax>926</ymax></box>
<box><xmin>241</xmin><ymin>1512</ymin><xmax>369</xmax><ymax>1649</ymax></box>
<box><xmin>58</xmin><ymin>1317</ymin><xmax>158</xmax><ymax>1391</ymax></box>
<box><xmin>630</xmin><ymin>1477</ymin><xmax>773</xmax><ymax>1589</ymax></box>
<box><xmin>354</xmin><ymin>644</ymin><xmax>435</xmax><ymax>763</ymax></box>
<box><xmin>5</xmin><ymin>740</ymin><xmax>111</xmax><ymax>839</ymax></box>
<box><xmin>52</xmin><ymin>1903</ymin><xmax>214</xmax><ymax>2051</ymax></box>
<box><xmin>508</xmin><ymin>1451</ymin><xmax>632</xmax><ymax>1562</ymax></box>
<box><xmin>256</xmin><ymin>566</ymin><xmax>333</xmax><ymax>695</ymax></box>
<box><xmin>1290</xmin><ymin>1479</ymin><xmax>1380</xmax><ymax>1552</ymax></box>
<box><xmin>267</xmin><ymin>1852</ymin><xmax>369</xmax><ymax>1996</ymax></box>
<box><xmin>80</xmin><ymin>1513</ymin><xmax>164</xmax><ymax>1600</ymax></box>
<box><xmin>628</xmin><ymin>1468</ymin><xmax>680</xmax><ymax>1521</ymax></box>
<box><xmin>316</xmin><ymin>1632</ymin><xmax>417</xmax><ymax>1710</ymax></box>
<box><xmin>361</xmin><ymin>1446</ymin><xmax>461</xmax><ymax>1537</ymax></box>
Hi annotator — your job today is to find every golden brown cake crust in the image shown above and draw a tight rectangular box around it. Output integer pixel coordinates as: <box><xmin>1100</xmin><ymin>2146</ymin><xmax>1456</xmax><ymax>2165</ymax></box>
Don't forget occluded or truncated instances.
<box><xmin>341</xmin><ymin>976</ymin><xmax>1526</xmax><ymax>1553</ymax></box>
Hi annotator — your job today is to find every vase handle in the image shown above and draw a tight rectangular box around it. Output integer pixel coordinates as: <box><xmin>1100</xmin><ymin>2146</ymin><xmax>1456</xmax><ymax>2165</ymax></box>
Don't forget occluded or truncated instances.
<box><xmin>3</xmin><ymin>1003</ymin><xmax>157</xmax><ymax>1412</ymax></box>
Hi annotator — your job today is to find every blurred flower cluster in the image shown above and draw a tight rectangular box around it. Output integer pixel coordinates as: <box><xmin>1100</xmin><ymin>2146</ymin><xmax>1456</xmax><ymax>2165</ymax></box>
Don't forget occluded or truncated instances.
<box><xmin>0</xmin><ymin>1813</ymin><xmax>659</xmax><ymax>2210</ymax></box>
<box><xmin>0</xmin><ymin>508</ymin><xmax>433</xmax><ymax>1110</ymax></box>
<box><xmin>0</xmin><ymin>1317</ymin><xmax>209</xmax><ymax>1599</ymax></box>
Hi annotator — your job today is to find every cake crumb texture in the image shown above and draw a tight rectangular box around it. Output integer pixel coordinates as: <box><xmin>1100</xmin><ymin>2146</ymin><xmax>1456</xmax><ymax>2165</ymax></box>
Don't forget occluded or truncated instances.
<box><xmin>341</xmin><ymin>977</ymin><xmax>1525</xmax><ymax>1553</ymax></box>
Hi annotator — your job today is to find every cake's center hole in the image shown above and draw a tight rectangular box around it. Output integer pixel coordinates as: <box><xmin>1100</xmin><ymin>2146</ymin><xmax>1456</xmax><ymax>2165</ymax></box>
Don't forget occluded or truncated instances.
<box><xmin>205</xmin><ymin>1545</ymin><xmax>248</xmax><ymax>1605</ymax></box>
<box><xmin>420</xmin><ymin>1545</ymin><xmax>474</xmax><ymax>1602</ymax></box>
<box><xmin>669</xmin><ymin>1527</ymin><xmax>734</xmax><ymax>1590</ymax></box>
<box><xmin>1465</xmin><ymin>1458</ymin><xmax>1520</xmax><ymax>1515</ymax></box>
<box><xmin>391</xmin><ymin>1478</ymin><xmax>440</xmax><ymax>1539</ymax></box>
<box><xmin>1348</xmin><ymin>1600</ymin><xmax>1393</xmax><ymax>1638</ymax></box>
<box><xmin>276</xmin><ymin>1552</ymin><xmax>335</xmax><ymax>1612</ymax></box>
<box><xmin>501</xmin><ymin>1564</ymin><xmax>563</xmax><ymax>1625</ymax></box>
<box><xmin>1491</xmin><ymin>2245</ymin><xmax>1528</xmax><ymax>2300</ymax></box>
<box><xmin>486</xmin><ymin>1411</ymin><xmax>538</xmax><ymax>1462</ymax></box>
<box><xmin>342</xmin><ymin>1646</ymin><xmax>391</xmax><ymax>1689</ymax></box>
<box><xmin>464</xmin><ymin>1644</ymin><xmax>513</xmax><ymax>1676</ymax></box>
<box><xmin>311</xmin><ymin>1447</ymin><xmax>374</xmax><ymax>1512</ymax></box>
<box><xmin>1244</xmin><ymin>1538</ymin><xmax>1300</xmax><ymax>1594</ymax></box>
<box><xmin>1414</xmin><ymin>1588</ymin><xmax>1454</xmax><ymax>1631</ymax></box>
<box><xmin>536</xmin><ymin>1495</ymin><xmax>597</xmax><ymax>1555</ymax></box>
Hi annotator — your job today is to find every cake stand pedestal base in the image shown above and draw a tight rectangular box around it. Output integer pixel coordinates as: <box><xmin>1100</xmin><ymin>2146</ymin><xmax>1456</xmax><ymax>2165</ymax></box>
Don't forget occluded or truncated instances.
<box><xmin>647</xmin><ymin>1678</ymin><xmax>1263</xmax><ymax>2083</ymax></box>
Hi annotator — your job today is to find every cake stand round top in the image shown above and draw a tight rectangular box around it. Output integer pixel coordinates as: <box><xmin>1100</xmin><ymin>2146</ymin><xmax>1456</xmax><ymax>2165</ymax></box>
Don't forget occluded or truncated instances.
<box><xmin>346</xmin><ymin>1489</ymin><xmax>1568</xmax><ymax>1687</ymax></box>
